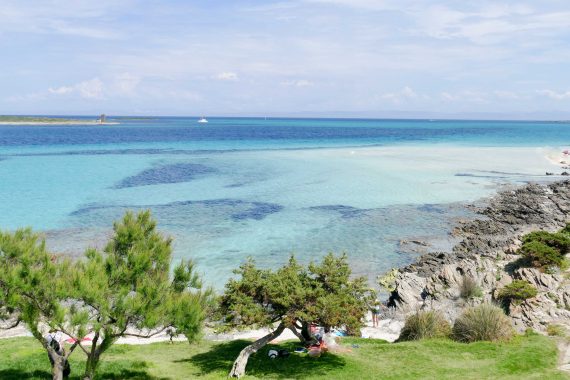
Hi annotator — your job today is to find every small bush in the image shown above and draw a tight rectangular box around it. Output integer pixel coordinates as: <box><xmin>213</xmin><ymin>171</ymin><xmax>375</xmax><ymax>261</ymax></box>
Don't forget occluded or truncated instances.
<box><xmin>522</xmin><ymin>231</ymin><xmax>570</xmax><ymax>254</ymax></box>
<box><xmin>452</xmin><ymin>303</ymin><xmax>514</xmax><ymax>343</ymax></box>
<box><xmin>560</xmin><ymin>223</ymin><xmax>570</xmax><ymax>235</ymax></box>
<box><xmin>398</xmin><ymin>310</ymin><xmax>451</xmax><ymax>341</ymax></box>
<box><xmin>519</xmin><ymin>240</ymin><xmax>565</xmax><ymax>268</ymax></box>
<box><xmin>497</xmin><ymin>280</ymin><xmax>538</xmax><ymax>305</ymax></box>
<box><xmin>546</xmin><ymin>324</ymin><xmax>566</xmax><ymax>337</ymax></box>
<box><xmin>460</xmin><ymin>276</ymin><xmax>483</xmax><ymax>300</ymax></box>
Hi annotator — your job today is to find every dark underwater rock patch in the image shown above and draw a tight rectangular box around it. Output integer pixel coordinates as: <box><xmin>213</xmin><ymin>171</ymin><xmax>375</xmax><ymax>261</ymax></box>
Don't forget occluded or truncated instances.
<box><xmin>309</xmin><ymin>204</ymin><xmax>368</xmax><ymax>219</ymax></box>
<box><xmin>114</xmin><ymin>162</ymin><xmax>216</xmax><ymax>189</ymax></box>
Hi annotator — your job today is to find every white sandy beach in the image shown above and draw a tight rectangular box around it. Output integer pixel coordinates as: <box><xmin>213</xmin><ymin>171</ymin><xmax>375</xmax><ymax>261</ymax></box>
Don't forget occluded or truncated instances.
<box><xmin>0</xmin><ymin>312</ymin><xmax>403</xmax><ymax>346</ymax></box>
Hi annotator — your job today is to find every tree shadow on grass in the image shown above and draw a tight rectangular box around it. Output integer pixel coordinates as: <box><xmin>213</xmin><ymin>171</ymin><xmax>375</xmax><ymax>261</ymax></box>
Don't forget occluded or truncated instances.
<box><xmin>0</xmin><ymin>369</ymin><xmax>51</xmax><ymax>380</ymax></box>
<box><xmin>186</xmin><ymin>340</ymin><xmax>346</xmax><ymax>379</ymax></box>
<box><xmin>98</xmin><ymin>369</ymin><xmax>168</xmax><ymax>380</ymax></box>
<box><xmin>0</xmin><ymin>368</ymin><xmax>165</xmax><ymax>380</ymax></box>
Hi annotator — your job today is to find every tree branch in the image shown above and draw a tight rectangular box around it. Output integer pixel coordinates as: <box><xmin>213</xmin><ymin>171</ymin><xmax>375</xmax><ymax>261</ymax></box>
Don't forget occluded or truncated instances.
<box><xmin>0</xmin><ymin>318</ymin><xmax>21</xmax><ymax>330</ymax></box>
<box><xmin>120</xmin><ymin>326</ymin><xmax>169</xmax><ymax>339</ymax></box>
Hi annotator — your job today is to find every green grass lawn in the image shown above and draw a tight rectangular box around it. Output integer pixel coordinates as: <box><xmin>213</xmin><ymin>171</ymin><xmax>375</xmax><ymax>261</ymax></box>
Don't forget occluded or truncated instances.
<box><xmin>0</xmin><ymin>333</ymin><xmax>566</xmax><ymax>379</ymax></box>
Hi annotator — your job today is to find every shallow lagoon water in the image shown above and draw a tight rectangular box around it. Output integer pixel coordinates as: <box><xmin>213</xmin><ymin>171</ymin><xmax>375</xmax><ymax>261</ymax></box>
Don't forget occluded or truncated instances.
<box><xmin>0</xmin><ymin>118</ymin><xmax>567</xmax><ymax>286</ymax></box>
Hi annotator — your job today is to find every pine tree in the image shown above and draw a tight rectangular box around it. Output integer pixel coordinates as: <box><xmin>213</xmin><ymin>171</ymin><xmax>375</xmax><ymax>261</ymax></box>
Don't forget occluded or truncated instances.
<box><xmin>0</xmin><ymin>229</ymin><xmax>76</xmax><ymax>380</ymax></box>
<box><xmin>218</xmin><ymin>253</ymin><xmax>374</xmax><ymax>378</ymax></box>
<box><xmin>0</xmin><ymin>210</ymin><xmax>212</xmax><ymax>380</ymax></box>
<box><xmin>69</xmin><ymin>210</ymin><xmax>212</xmax><ymax>380</ymax></box>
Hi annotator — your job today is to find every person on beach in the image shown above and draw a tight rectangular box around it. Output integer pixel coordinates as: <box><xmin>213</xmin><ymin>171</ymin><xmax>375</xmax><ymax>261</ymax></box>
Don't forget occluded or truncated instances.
<box><xmin>371</xmin><ymin>300</ymin><xmax>381</xmax><ymax>328</ymax></box>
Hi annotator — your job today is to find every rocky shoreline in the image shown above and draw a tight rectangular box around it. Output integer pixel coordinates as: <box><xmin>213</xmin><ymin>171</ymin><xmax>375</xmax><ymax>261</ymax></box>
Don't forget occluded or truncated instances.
<box><xmin>384</xmin><ymin>180</ymin><xmax>570</xmax><ymax>333</ymax></box>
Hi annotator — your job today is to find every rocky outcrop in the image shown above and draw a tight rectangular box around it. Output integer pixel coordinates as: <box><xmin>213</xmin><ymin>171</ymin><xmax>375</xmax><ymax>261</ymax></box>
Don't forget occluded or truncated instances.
<box><xmin>385</xmin><ymin>180</ymin><xmax>570</xmax><ymax>333</ymax></box>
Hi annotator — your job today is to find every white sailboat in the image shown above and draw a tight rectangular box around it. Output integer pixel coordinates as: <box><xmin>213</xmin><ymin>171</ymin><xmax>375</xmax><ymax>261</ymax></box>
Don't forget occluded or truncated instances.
<box><xmin>197</xmin><ymin>116</ymin><xmax>208</xmax><ymax>123</ymax></box>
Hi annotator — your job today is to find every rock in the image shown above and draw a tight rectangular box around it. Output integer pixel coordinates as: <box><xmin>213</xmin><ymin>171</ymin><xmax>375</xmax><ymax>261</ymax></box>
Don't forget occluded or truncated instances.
<box><xmin>383</xmin><ymin>181</ymin><xmax>570</xmax><ymax>333</ymax></box>
<box><xmin>514</xmin><ymin>268</ymin><xmax>561</xmax><ymax>292</ymax></box>
<box><xmin>388</xmin><ymin>272</ymin><xmax>427</xmax><ymax>311</ymax></box>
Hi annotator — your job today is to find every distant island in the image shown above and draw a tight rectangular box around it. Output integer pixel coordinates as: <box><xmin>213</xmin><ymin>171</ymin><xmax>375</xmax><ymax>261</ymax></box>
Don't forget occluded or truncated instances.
<box><xmin>0</xmin><ymin>115</ymin><xmax>118</xmax><ymax>125</ymax></box>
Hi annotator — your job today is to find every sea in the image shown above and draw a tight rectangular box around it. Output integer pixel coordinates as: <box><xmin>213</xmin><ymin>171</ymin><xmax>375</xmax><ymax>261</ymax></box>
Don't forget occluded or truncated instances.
<box><xmin>0</xmin><ymin>117</ymin><xmax>568</xmax><ymax>287</ymax></box>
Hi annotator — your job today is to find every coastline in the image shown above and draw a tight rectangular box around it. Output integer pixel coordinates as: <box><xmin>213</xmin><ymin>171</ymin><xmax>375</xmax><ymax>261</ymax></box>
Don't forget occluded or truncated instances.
<box><xmin>385</xmin><ymin>179</ymin><xmax>570</xmax><ymax>333</ymax></box>
<box><xmin>3</xmin><ymin>180</ymin><xmax>569</xmax><ymax>345</ymax></box>
<box><xmin>0</xmin><ymin>121</ymin><xmax>119</xmax><ymax>125</ymax></box>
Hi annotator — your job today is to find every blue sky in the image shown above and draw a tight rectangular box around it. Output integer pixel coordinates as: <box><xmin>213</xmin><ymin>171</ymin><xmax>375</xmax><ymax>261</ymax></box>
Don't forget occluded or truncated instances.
<box><xmin>1</xmin><ymin>0</ymin><xmax>570</xmax><ymax>118</ymax></box>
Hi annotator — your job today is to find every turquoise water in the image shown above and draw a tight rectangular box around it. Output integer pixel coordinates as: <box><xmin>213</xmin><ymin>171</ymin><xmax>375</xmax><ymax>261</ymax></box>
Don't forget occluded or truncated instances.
<box><xmin>0</xmin><ymin>117</ymin><xmax>568</xmax><ymax>285</ymax></box>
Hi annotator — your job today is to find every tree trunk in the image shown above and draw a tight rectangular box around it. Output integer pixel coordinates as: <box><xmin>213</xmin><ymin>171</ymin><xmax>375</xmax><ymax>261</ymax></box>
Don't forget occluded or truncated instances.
<box><xmin>48</xmin><ymin>351</ymin><xmax>67</xmax><ymax>380</ymax></box>
<box><xmin>229</xmin><ymin>323</ymin><xmax>285</xmax><ymax>378</ymax></box>
<box><xmin>288</xmin><ymin>325</ymin><xmax>308</xmax><ymax>344</ymax></box>
<box><xmin>83</xmin><ymin>353</ymin><xmax>100</xmax><ymax>380</ymax></box>
<box><xmin>300</xmin><ymin>321</ymin><xmax>317</xmax><ymax>346</ymax></box>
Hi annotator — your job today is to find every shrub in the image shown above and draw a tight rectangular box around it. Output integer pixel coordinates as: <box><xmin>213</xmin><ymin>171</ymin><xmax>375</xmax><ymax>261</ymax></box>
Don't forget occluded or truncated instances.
<box><xmin>522</xmin><ymin>231</ymin><xmax>570</xmax><ymax>254</ymax></box>
<box><xmin>398</xmin><ymin>310</ymin><xmax>451</xmax><ymax>341</ymax></box>
<box><xmin>559</xmin><ymin>223</ymin><xmax>570</xmax><ymax>236</ymax></box>
<box><xmin>452</xmin><ymin>303</ymin><xmax>514</xmax><ymax>343</ymax></box>
<box><xmin>497</xmin><ymin>280</ymin><xmax>538</xmax><ymax>305</ymax></box>
<box><xmin>519</xmin><ymin>240</ymin><xmax>565</xmax><ymax>268</ymax></box>
<box><xmin>460</xmin><ymin>276</ymin><xmax>483</xmax><ymax>300</ymax></box>
<box><xmin>546</xmin><ymin>324</ymin><xmax>566</xmax><ymax>337</ymax></box>
<box><xmin>378</xmin><ymin>268</ymin><xmax>399</xmax><ymax>292</ymax></box>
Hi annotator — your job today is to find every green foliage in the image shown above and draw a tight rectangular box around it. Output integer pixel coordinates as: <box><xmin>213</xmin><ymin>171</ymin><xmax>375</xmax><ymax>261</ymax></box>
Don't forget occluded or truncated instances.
<box><xmin>560</xmin><ymin>223</ymin><xmax>570</xmax><ymax>235</ymax></box>
<box><xmin>0</xmin><ymin>228</ymin><xmax>73</xmax><ymax>347</ymax></box>
<box><xmin>398</xmin><ymin>310</ymin><xmax>451</xmax><ymax>341</ymax></box>
<box><xmin>518</xmin><ymin>230</ymin><xmax>570</xmax><ymax>269</ymax></box>
<box><xmin>218</xmin><ymin>253</ymin><xmax>374</xmax><ymax>334</ymax></box>
<box><xmin>452</xmin><ymin>303</ymin><xmax>514</xmax><ymax>343</ymax></box>
<box><xmin>522</xmin><ymin>231</ymin><xmax>570</xmax><ymax>254</ymax></box>
<box><xmin>0</xmin><ymin>211</ymin><xmax>211</xmax><ymax>380</ymax></box>
<box><xmin>69</xmin><ymin>210</ymin><xmax>212</xmax><ymax>378</ymax></box>
<box><xmin>378</xmin><ymin>268</ymin><xmax>399</xmax><ymax>292</ymax></box>
<box><xmin>519</xmin><ymin>240</ymin><xmax>564</xmax><ymax>268</ymax></box>
<box><xmin>546</xmin><ymin>324</ymin><xmax>566</xmax><ymax>337</ymax></box>
<box><xmin>459</xmin><ymin>276</ymin><xmax>483</xmax><ymax>300</ymax></box>
<box><xmin>497</xmin><ymin>280</ymin><xmax>538</xmax><ymax>305</ymax></box>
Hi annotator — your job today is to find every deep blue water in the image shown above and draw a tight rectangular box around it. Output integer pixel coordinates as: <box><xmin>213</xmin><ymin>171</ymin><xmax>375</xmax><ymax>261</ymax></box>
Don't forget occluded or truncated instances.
<box><xmin>1</xmin><ymin>117</ymin><xmax>569</xmax><ymax>151</ymax></box>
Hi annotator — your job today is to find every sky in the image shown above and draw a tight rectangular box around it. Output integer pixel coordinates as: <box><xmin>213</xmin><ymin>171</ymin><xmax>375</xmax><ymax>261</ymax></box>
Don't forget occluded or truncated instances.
<box><xmin>1</xmin><ymin>0</ymin><xmax>570</xmax><ymax>118</ymax></box>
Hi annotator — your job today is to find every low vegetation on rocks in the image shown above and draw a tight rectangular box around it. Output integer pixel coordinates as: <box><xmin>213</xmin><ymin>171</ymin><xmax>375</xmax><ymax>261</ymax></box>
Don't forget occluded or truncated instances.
<box><xmin>497</xmin><ymin>280</ymin><xmax>538</xmax><ymax>305</ymax></box>
<box><xmin>459</xmin><ymin>276</ymin><xmax>483</xmax><ymax>300</ymax></box>
<box><xmin>452</xmin><ymin>304</ymin><xmax>514</xmax><ymax>343</ymax></box>
<box><xmin>519</xmin><ymin>230</ymin><xmax>570</xmax><ymax>269</ymax></box>
<box><xmin>398</xmin><ymin>310</ymin><xmax>451</xmax><ymax>342</ymax></box>
<box><xmin>546</xmin><ymin>323</ymin><xmax>567</xmax><ymax>337</ymax></box>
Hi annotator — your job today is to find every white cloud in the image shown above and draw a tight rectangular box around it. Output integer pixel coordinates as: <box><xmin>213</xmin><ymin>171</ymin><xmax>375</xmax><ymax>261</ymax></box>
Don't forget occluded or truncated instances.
<box><xmin>215</xmin><ymin>72</ymin><xmax>239</xmax><ymax>81</ymax></box>
<box><xmin>537</xmin><ymin>90</ymin><xmax>570</xmax><ymax>100</ymax></box>
<box><xmin>114</xmin><ymin>73</ymin><xmax>140</xmax><ymax>95</ymax></box>
<box><xmin>44</xmin><ymin>78</ymin><xmax>105</xmax><ymax>99</ymax></box>
<box><xmin>381</xmin><ymin>86</ymin><xmax>419</xmax><ymax>102</ymax></box>
<box><xmin>75</xmin><ymin>78</ymin><xmax>104</xmax><ymax>99</ymax></box>
<box><xmin>304</xmin><ymin>0</ymin><xmax>395</xmax><ymax>11</ymax></box>
<box><xmin>0</xmin><ymin>1</ymin><xmax>126</xmax><ymax>39</ymax></box>
<box><xmin>281</xmin><ymin>79</ymin><xmax>314</xmax><ymax>87</ymax></box>
<box><xmin>48</xmin><ymin>86</ymin><xmax>74</xmax><ymax>95</ymax></box>
<box><xmin>440</xmin><ymin>92</ymin><xmax>456</xmax><ymax>101</ymax></box>
<box><xmin>493</xmin><ymin>90</ymin><xmax>521</xmax><ymax>100</ymax></box>
<box><xmin>411</xmin><ymin>4</ymin><xmax>570</xmax><ymax>45</ymax></box>
<box><xmin>440</xmin><ymin>90</ymin><xmax>488</xmax><ymax>103</ymax></box>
